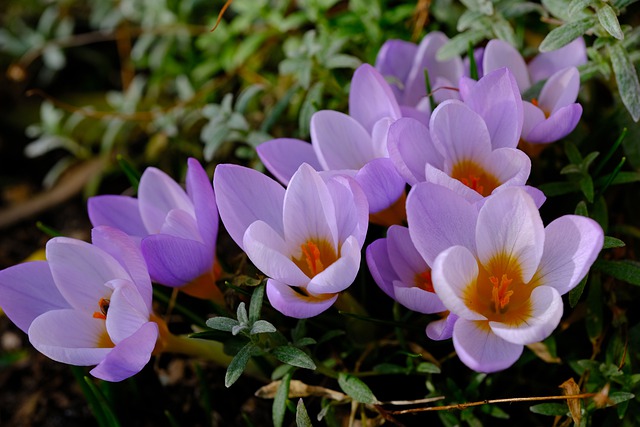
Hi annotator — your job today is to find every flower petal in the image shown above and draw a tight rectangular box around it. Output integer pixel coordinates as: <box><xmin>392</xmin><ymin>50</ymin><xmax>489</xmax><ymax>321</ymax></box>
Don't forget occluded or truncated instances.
<box><xmin>0</xmin><ymin>261</ymin><xmax>70</xmax><ymax>333</ymax></box>
<box><xmin>311</xmin><ymin>110</ymin><xmax>377</xmax><ymax>170</ymax></box>
<box><xmin>307</xmin><ymin>236</ymin><xmax>361</xmax><ymax>295</ymax></box>
<box><xmin>213</xmin><ymin>164</ymin><xmax>285</xmax><ymax>249</ymax></box>
<box><xmin>186</xmin><ymin>158</ymin><xmax>218</xmax><ymax>251</ymax></box>
<box><xmin>355</xmin><ymin>158</ymin><xmax>405</xmax><ymax>214</ymax></box>
<box><xmin>375</xmin><ymin>39</ymin><xmax>418</xmax><ymax>101</ymax></box>
<box><xmin>406</xmin><ymin>182</ymin><xmax>478</xmax><ymax>265</ymax></box>
<box><xmin>532</xmin><ymin>215</ymin><xmax>603</xmax><ymax>294</ymax></box>
<box><xmin>365</xmin><ymin>238</ymin><xmax>397</xmax><ymax>299</ymax></box>
<box><xmin>387</xmin><ymin>117</ymin><xmax>443</xmax><ymax>185</ymax></box>
<box><xmin>325</xmin><ymin>175</ymin><xmax>369</xmax><ymax>247</ymax></box>
<box><xmin>524</xmin><ymin>104</ymin><xmax>582</xmax><ymax>144</ymax></box>
<box><xmin>29</xmin><ymin>309</ymin><xmax>112</xmax><ymax>365</ymax></box>
<box><xmin>104</xmin><ymin>279</ymin><xmax>150</xmax><ymax>344</ymax></box>
<box><xmin>483</xmin><ymin>147</ymin><xmax>531</xmax><ymax>189</ymax></box>
<box><xmin>349</xmin><ymin>64</ymin><xmax>401</xmax><ymax>134</ymax></box>
<box><xmin>476</xmin><ymin>187</ymin><xmax>545</xmax><ymax>282</ymax></box>
<box><xmin>266</xmin><ymin>278</ymin><xmax>338</xmax><ymax>319</ymax></box>
<box><xmin>394</xmin><ymin>283</ymin><xmax>446</xmax><ymax>314</ymax></box>
<box><xmin>482</xmin><ymin>40</ymin><xmax>530</xmax><ymax>91</ymax></box>
<box><xmin>423</xmin><ymin>164</ymin><xmax>484</xmax><ymax>203</ymax></box>
<box><xmin>490</xmin><ymin>285</ymin><xmax>563</xmax><ymax>345</ymax></box>
<box><xmin>47</xmin><ymin>237</ymin><xmax>130</xmax><ymax>312</ymax></box>
<box><xmin>243</xmin><ymin>221</ymin><xmax>309</xmax><ymax>287</ymax></box>
<box><xmin>90</xmin><ymin>321</ymin><xmax>158</xmax><ymax>382</ymax></box>
<box><xmin>432</xmin><ymin>246</ymin><xmax>485</xmax><ymax>321</ymax></box>
<box><xmin>521</xmin><ymin>100</ymin><xmax>546</xmax><ymax>139</ymax></box>
<box><xmin>138</xmin><ymin>167</ymin><xmax>194</xmax><ymax>234</ymax></box>
<box><xmin>538</xmin><ymin>67</ymin><xmax>580</xmax><ymax>114</ymax></box>
<box><xmin>88</xmin><ymin>195</ymin><xmax>147</xmax><ymax>237</ymax></box>
<box><xmin>426</xmin><ymin>313</ymin><xmax>458</xmax><ymax>341</ymax></box>
<box><xmin>386</xmin><ymin>225</ymin><xmax>429</xmax><ymax>284</ymax></box>
<box><xmin>452</xmin><ymin>318</ymin><xmax>524</xmax><ymax>373</ymax></box>
<box><xmin>159</xmin><ymin>209</ymin><xmax>201</xmax><ymax>242</ymax></box>
<box><xmin>528</xmin><ymin>38</ymin><xmax>587</xmax><ymax>83</ymax></box>
<box><xmin>257</xmin><ymin>138</ymin><xmax>323</xmax><ymax>185</ymax></box>
<box><xmin>142</xmin><ymin>234</ymin><xmax>213</xmax><ymax>287</ymax></box>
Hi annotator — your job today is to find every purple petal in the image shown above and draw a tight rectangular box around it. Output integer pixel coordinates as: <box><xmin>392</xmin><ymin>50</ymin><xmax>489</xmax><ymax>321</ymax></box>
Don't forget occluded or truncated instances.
<box><xmin>138</xmin><ymin>167</ymin><xmax>194</xmax><ymax>234</ymax></box>
<box><xmin>406</xmin><ymin>182</ymin><xmax>478</xmax><ymax>265</ymax></box>
<box><xmin>365</xmin><ymin>238</ymin><xmax>397</xmax><ymax>299</ymax></box>
<box><xmin>399</xmin><ymin>105</ymin><xmax>431</xmax><ymax>127</ymax></box>
<box><xmin>105</xmin><ymin>279</ymin><xmax>150</xmax><ymax>344</ymax></box>
<box><xmin>538</xmin><ymin>67</ymin><xmax>580</xmax><ymax>114</ymax></box>
<box><xmin>476</xmin><ymin>187</ymin><xmax>545</xmax><ymax>282</ymax></box>
<box><xmin>142</xmin><ymin>234</ymin><xmax>212</xmax><ymax>287</ymax></box>
<box><xmin>88</xmin><ymin>195</ymin><xmax>147</xmax><ymax>237</ymax></box>
<box><xmin>426</xmin><ymin>313</ymin><xmax>458</xmax><ymax>341</ymax></box>
<box><xmin>452</xmin><ymin>318</ymin><xmax>524</xmax><ymax>372</ymax></box>
<box><xmin>266</xmin><ymin>278</ymin><xmax>338</xmax><ymax>319</ymax></box>
<box><xmin>394</xmin><ymin>284</ymin><xmax>446</xmax><ymax>314</ymax></box>
<box><xmin>0</xmin><ymin>261</ymin><xmax>70</xmax><ymax>333</ymax></box>
<box><xmin>386</xmin><ymin>225</ymin><xmax>429</xmax><ymax>284</ymax></box>
<box><xmin>243</xmin><ymin>221</ymin><xmax>309</xmax><ymax>287</ymax></box>
<box><xmin>524</xmin><ymin>104</ymin><xmax>583</xmax><ymax>144</ymax></box>
<box><xmin>257</xmin><ymin>138</ymin><xmax>322</xmax><ymax>185</ymax></box>
<box><xmin>325</xmin><ymin>175</ymin><xmax>369</xmax><ymax>247</ymax></box>
<box><xmin>186</xmin><ymin>158</ymin><xmax>218</xmax><ymax>251</ymax></box>
<box><xmin>90</xmin><ymin>321</ymin><xmax>158</xmax><ymax>382</ymax></box>
<box><xmin>159</xmin><ymin>209</ymin><xmax>201</xmax><ymax>241</ymax></box>
<box><xmin>311</xmin><ymin>110</ymin><xmax>377</xmax><ymax>170</ymax></box>
<box><xmin>482</xmin><ymin>40</ymin><xmax>530</xmax><ymax>91</ymax></box>
<box><xmin>387</xmin><ymin>117</ymin><xmax>443</xmax><ymax>185</ymax></box>
<box><xmin>91</xmin><ymin>226</ymin><xmax>152</xmax><ymax>310</ymax></box>
<box><xmin>47</xmin><ymin>237</ymin><xmax>130</xmax><ymax>313</ymax></box>
<box><xmin>355</xmin><ymin>158</ymin><xmax>405</xmax><ymax>214</ymax></box>
<box><xmin>483</xmin><ymin>148</ymin><xmax>531</xmax><ymax>189</ymax></box>
<box><xmin>461</xmin><ymin>67</ymin><xmax>523</xmax><ymax>149</ymax></box>
<box><xmin>307</xmin><ymin>236</ymin><xmax>361</xmax><ymax>295</ymax></box>
<box><xmin>490</xmin><ymin>286</ymin><xmax>563</xmax><ymax>345</ymax></box>
<box><xmin>533</xmin><ymin>215</ymin><xmax>603</xmax><ymax>295</ymax></box>
<box><xmin>432</xmin><ymin>246</ymin><xmax>485</xmax><ymax>321</ymax></box>
<box><xmin>528</xmin><ymin>38</ymin><xmax>587</xmax><ymax>83</ymax></box>
<box><xmin>521</xmin><ymin>101</ymin><xmax>547</xmax><ymax>138</ymax></box>
<box><xmin>349</xmin><ymin>64</ymin><xmax>401</xmax><ymax>134</ymax></box>
<box><xmin>423</xmin><ymin>164</ymin><xmax>484</xmax><ymax>203</ymax></box>
<box><xmin>429</xmin><ymin>100</ymin><xmax>492</xmax><ymax>163</ymax></box>
<box><xmin>375</xmin><ymin>39</ymin><xmax>418</xmax><ymax>101</ymax></box>
<box><xmin>29</xmin><ymin>309</ymin><xmax>112</xmax><ymax>365</ymax></box>
<box><xmin>213</xmin><ymin>164</ymin><xmax>285</xmax><ymax>250</ymax></box>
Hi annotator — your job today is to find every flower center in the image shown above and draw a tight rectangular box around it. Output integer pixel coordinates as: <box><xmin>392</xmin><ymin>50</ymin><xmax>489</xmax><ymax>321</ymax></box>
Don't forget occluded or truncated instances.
<box><xmin>292</xmin><ymin>239</ymin><xmax>338</xmax><ymax>278</ymax></box>
<box><xmin>531</xmin><ymin>98</ymin><xmax>550</xmax><ymax>118</ymax></box>
<box><xmin>92</xmin><ymin>298</ymin><xmax>110</xmax><ymax>320</ymax></box>
<box><xmin>490</xmin><ymin>274</ymin><xmax>514</xmax><ymax>313</ymax></box>
<box><xmin>450</xmin><ymin>160</ymin><xmax>500</xmax><ymax>197</ymax></box>
<box><xmin>414</xmin><ymin>270</ymin><xmax>435</xmax><ymax>293</ymax></box>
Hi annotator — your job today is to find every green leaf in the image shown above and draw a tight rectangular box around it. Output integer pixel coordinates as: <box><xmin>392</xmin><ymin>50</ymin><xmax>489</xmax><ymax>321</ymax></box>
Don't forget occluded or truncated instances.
<box><xmin>337</xmin><ymin>373</ymin><xmax>378</xmax><ymax>404</ymax></box>
<box><xmin>416</xmin><ymin>362</ymin><xmax>442</xmax><ymax>374</ymax></box>
<box><xmin>492</xmin><ymin>18</ymin><xmax>517</xmax><ymax>46</ymax></box>
<box><xmin>273</xmin><ymin>372</ymin><xmax>292</xmax><ymax>427</ymax></box>
<box><xmin>608</xmin><ymin>43</ymin><xmax>640</xmax><ymax>121</ymax></box>
<box><xmin>325</xmin><ymin>53</ymin><xmax>361</xmax><ymax>69</ymax></box>
<box><xmin>116</xmin><ymin>154</ymin><xmax>141</xmax><ymax>190</ymax></box>
<box><xmin>539</xmin><ymin>17</ymin><xmax>595</xmax><ymax>52</ymax></box>
<box><xmin>79</xmin><ymin>375</ymin><xmax>121</xmax><ymax>427</ymax></box>
<box><xmin>579</xmin><ymin>175</ymin><xmax>594</xmax><ymax>202</ymax></box>
<box><xmin>206</xmin><ymin>316</ymin><xmax>239</xmax><ymax>332</ymax></box>
<box><xmin>437</xmin><ymin>29</ymin><xmax>488</xmax><ymax>61</ymax></box>
<box><xmin>529</xmin><ymin>402</ymin><xmax>568</xmax><ymax>416</ymax></box>
<box><xmin>594</xmin><ymin>259</ymin><xmax>640</xmax><ymax>285</ymax></box>
<box><xmin>236</xmin><ymin>302</ymin><xmax>249</xmax><ymax>325</ymax></box>
<box><xmin>296</xmin><ymin>399</ymin><xmax>313</xmax><ymax>427</ymax></box>
<box><xmin>249</xmin><ymin>283</ymin><xmax>265</xmax><ymax>324</ymax></box>
<box><xmin>586</xmin><ymin>274</ymin><xmax>603</xmax><ymax>343</ymax></box>
<box><xmin>250</xmin><ymin>320</ymin><xmax>277</xmax><ymax>335</ymax></box>
<box><xmin>235</xmin><ymin>84</ymin><xmax>264</xmax><ymax>114</ymax></box>
<box><xmin>597</xmin><ymin>4</ymin><xmax>624</xmax><ymax>40</ymax></box>
<box><xmin>272</xmin><ymin>346</ymin><xmax>316</xmax><ymax>370</ymax></box>
<box><xmin>603</xmin><ymin>236</ymin><xmax>625</xmax><ymax>248</ymax></box>
<box><xmin>225</xmin><ymin>342</ymin><xmax>257</xmax><ymax>387</ymax></box>
<box><xmin>569</xmin><ymin>275</ymin><xmax>589</xmax><ymax>307</ymax></box>
<box><xmin>608</xmin><ymin>391</ymin><xmax>635</xmax><ymax>405</ymax></box>
<box><xmin>574</xmin><ymin>200</ymin><xmax>589</xmax><ymax>216</ymax></box>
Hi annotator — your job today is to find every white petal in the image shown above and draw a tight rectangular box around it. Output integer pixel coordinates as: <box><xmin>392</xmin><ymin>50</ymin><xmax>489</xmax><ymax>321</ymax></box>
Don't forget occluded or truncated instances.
<box><xmin>306</xmin><ymin>236</ymin><xmax>361</xmax><ymax>295</ymax></box>
<box><xmin>138</xmin><ymin>167</ymin><xmax>194</xmax><ymax>234</ymax></box>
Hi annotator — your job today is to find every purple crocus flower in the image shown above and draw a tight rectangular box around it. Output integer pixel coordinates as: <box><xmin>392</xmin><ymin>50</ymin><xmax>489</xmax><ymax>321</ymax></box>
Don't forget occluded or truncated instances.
<box><xmin>258</xmin><ymin>64</ymin><xmax>406</xmax><ymax>223</ymax></box>
<box><xmin>88</xmin><ymin>158</ymin><xmax>221</xmax><ymax>300</ymax></box>
<box><xmin>407</xmin><ymin>183</ymin><xmax>603</xmax><ymax>372</ymax></box>
<box><xmin>214</xmin><ymin>163</ymin><xmax>369</xmax><ymax>319</ymax></box>
<box><xmin>388</xmin><ymin>68</ymin><xmax>542</xmax><ymax>205</ymax></box>
<box><xmin>0</xmin><ymin>226</ymin><xmax>158</xmax><ymax>382</ymax></box>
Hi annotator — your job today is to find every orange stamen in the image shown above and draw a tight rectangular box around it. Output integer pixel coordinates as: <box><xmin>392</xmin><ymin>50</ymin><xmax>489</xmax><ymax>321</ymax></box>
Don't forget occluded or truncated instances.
<box><xmin>415</xmin><ymin>270</ymin><xmax>435</xmax><ymax>293</ymax></box>
<box><xmin>301</xmin><ymin>241</ymin><xmax>323</xmax><ymax>277</ymax></box>
<box><xmin>490</xmin><ymin>274</ymin><xmax>514</xmax><ymax>313</ymax></box>
<box><xmin>92</xmin><ymin>298</ymin><xmax>110</xmax><ymax>320</ymax></box>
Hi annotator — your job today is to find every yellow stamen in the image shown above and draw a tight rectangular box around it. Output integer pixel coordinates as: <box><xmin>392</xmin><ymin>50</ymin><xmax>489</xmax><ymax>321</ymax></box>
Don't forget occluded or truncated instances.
<box><xmin>291</xmin><ymin>238</ymin><xmax>338</xmax><ymax>278</ymax></box>
<box><xmin>451</xmin><ymin>160</ymin><xmax>500</xmax><ymax>197</ymax></box>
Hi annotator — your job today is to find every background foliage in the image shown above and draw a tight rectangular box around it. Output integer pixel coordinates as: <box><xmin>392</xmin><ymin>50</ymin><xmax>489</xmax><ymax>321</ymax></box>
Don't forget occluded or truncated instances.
<box><xmin>1</xmin><ymin>0</ymin><xmax>640</xmax><ymax>426</ymax></box>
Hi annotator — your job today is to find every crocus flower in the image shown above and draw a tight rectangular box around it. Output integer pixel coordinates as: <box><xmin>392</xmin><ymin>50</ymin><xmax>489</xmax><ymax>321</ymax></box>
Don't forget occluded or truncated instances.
<box><xmin>407</xmin><ymin>183</ymin><xmax>603</xmax><ymax>372</ymax></box>
<box><xmin>0</xmin><ymin>226</ymin><xmax>158</xmax><ymax>382</ymax></box>
<box><xmin>375</xmin><ymin>31</ymin><xmax>464</xmax><ymax>111</ymax></box>
<box><xmin>88</xmin><ymin>158</ymin><xmax>220</xmax><ymax>300</ymax></box>
<box><xmin>258</xmin><ymin>64</ymin><xmax>406</xmax><ymax>222</ymax></box>
<box><xmin>388</xmin><ymin>68</ymin><xmax>542</xmax><ymax>205</ymax></box>
<box><xmin>214</xmin><ymin>163</ymin><xmax>369</xmax><ymax>318</ymax></box>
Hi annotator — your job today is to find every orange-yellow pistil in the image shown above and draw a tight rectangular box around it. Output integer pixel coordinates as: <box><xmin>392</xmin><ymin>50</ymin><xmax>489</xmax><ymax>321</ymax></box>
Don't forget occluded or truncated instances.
<box><xmin>415</xmin><ymin>270</ymin><xmax>435</xmax><ymax>293</ymax></box>
<box><xmin>292</xmin><ymin>239</ymin><xmax>338</xmax><ymax>279</ymax></box>
<box><xmin>451</xmin><ymin>160</ymin><xmax>500</xmax><ymax>197</ymax></box>
<box><xmin>490</xmin><ymin>274</ymin><xmax>514</xmax><ymax>314</ymax></box>
<box><xmin>92</xmin><ymin>298</ymin><xmax>110</xmax><ymax>320</ymax></box>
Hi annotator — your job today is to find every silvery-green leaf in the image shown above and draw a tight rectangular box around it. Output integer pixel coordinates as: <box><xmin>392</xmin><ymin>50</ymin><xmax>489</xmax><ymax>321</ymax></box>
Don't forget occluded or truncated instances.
<box><xmin>231</xmin><ymin>324</ymin><xmax>248</xmax><ymax>336</ymax></box>
<box><xmin>337</xmin><ymin>373</ymin><xmax>378</xmax><ymax>404</ymax></box>
<box><xmin>237</xmin><ymin>302</ymin><xmax>249</xmax><ymax>324</ymax></box>
<box><xmin>272</xmin><ymin>346</ymin><xmax>316</xmax><ymax>369</ymax></box>
<box><xmin>249</xmin><ymin>283</ymin><xmax>265</xmax><ymax>323</ymax></box>
<box><xmin>457</xmin><ymin>10</ymin><xmax>484</xmax><ymax>32</ymax></box>
<box><xmin>206</xmin><ymin>316</ymin><xmax>239</xmax><ymax>332</ymax></box>
<box><xmin>225</xmin><ymin>342</ymin><xmax>257</xmax><ymax>387</ymax></box>
<box><xmin>500</xmin><ymin>2</ymin><xmax>548</xmax><ymax>18</ymax></box>
<box><xmin>460</xmin><ymin>0</ymin><xmax>493</xmax><ymax>14</ymax></box>
<box><xmin>250</xmin><ymin>320</ymin><xmax>277</xmax><ymax>335</ymax></box>
<box><xmin>296</xmin><ymin>399</ymin><xmax>313</xmax><ymax>427</ymax></box>
<box><xmin>568</xmin><ymin>0</ymin><xmax>594</xmax><ymax>17</ymax></box>
<box><xmin>437</xmin><ymin>29</ymin><xmax>488</xmax><ymax>61</ymax></box>
<box><xmin>597</xmin><ymin>4</ymin><xmax>624</xmax><ymax>40</ymax></box>
<box><xmin>539</xmin><ymin>17</ymin><xmax>595</xmax><ymax>52</ymax></box>
<box><xmin>542</xmin><ymin>0</ymin><xmax>577</xmax><ymax>20</ymax></box>
<box><xmin>493</xmin><ymin>18</ymin><xmax>517</xmax><ymax>46</ymax></box>
<box><xmin>609</xmin><ymin>43</ymin><xmax>640</xmax><ymax>121</ymax></box>
<box><xmin>325</xmin><ymin>54</ymin><xmax>361</xmax><ymax>69</ymax></box>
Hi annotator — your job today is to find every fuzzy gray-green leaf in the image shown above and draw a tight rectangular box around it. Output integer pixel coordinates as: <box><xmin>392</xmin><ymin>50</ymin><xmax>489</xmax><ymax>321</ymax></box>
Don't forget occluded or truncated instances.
<box><xmin>539</xmin><ymin>18</ymin><xmax>595</xmax><ymax>52</ymax></box>
<box><xmin>609</xmin><ymin>43</ymin><xmax>640</xmax><ymax>121</ymax></box>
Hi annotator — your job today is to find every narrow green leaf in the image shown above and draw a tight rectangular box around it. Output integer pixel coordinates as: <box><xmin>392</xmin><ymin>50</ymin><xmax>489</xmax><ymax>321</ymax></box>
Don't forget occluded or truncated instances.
<box><xmin>249</xmin><ymin>283</ymin><xmax>265</xmax><ymax>324</ymax></box>
<box><xmin>296</xmin><ymin>399</ymin><xmax>313</xmax><ymax>427</ymax></box>
<box><xmin>236</xmin><ymin>302</ymin><xmax>249</xmax><ymax>325</ymax></box>
<box><xmin>81</xmin><ymin>376</ymin><xmax>121</xmax><ymax>427</ymax></box>
<box><xmin>609</xmin><ymin>43</ymin><xmax>640</xmax><ymax>121</ymax></box>
<box><xmin>603</xmin><ymin>236</ymin><xmax>625</xmax><ymax>248</ymax></box>
<box><xmin>594</xmin><ymin>128</ymin><xmax>627</xmax><ymax>176</ymax></box>
<box><xmin>529</xmin><ymin>402</ymin><xmax>568</xmax><ymax>416</ymax></box>
<box><xmin>116</xmin><ymin>154</ymin><xmax>141</xmax><ymax>190</ymax></box>
<box><xmin>574</xmin><ymin>200</ymin><xmax>589</xmax><ymax>216</ymax></box>
<box><xmin>273</xmin><ymin>372</ymin><xmax>292</xmax><ymax>427</ymax></box>
<box><xmin>594</xmin><ymin>259</ymin><xmax>640</xmax><ymax>285</ymax></box>
<box><xmin>272</xmin><ymin>346</ymin><xmax>316</xmax><ymax>370</ymax></box>
<box><xmin>579</xmin><ymin>175</ymin><xmax>594</xmax><ymax>202</ymax></box>
<box><xmin>467</xmin><ymin>42</ymin><xmax>479</xmax><ymax>80</ymax></box>
<box><xmin>597</xmin><ymin>4</ymin><xmax>624</xmax><ymax>40</ymax></box>
<box><xmin>225</xmin><ymin>342</ymin><xmax>257</xmax><ymax>387</ymax></box>
<box><xmin>36</xmin><ymin>221</ymin><xmax>63</xmax><ymax>237</ymax></box>
<box><xmin>539</xmin><ymin>18</ymin><xmax>595</xmax><ymax>52</ymax></box>
<box><xmin>424</xmin><ymin>69</ymin><xmax>437</xmax><ymax>112</ymax></box>
<box><xmin>262</xmin><ymin>85</ymin><xmax>298</xmax><ymax>133</ymax></box>
<box><xmin>569</xmin><ymin>275</ymin><xmax>589</xmax><ymax>307</ymax></box>
<box><xmin>236</xmin><ymin>84</ymin><xmax>265</xmax><ymax>114</ymax></box>
<box><xmin>608</xmin><ymin>391</ymin><xmax>635</xmax><ymax>405</ymax></box>
<box><xmin>416</xmin><ymin>362</ymin><xmax>442</xmax><ymax>374</ymax></box>
<box><xmin>206</xmin><ymin>316</ymin><xmax>239</xmax><ymax>332</ymax></box>
<box><xmin>164</xmin><ymin>410</ymin><xmax>181</xmax><ymax>427</ymax></box>
<box><xmin>337</xmin><ymin>373</ymin><xmax>378</xmax><ymax>404</ymax></box>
